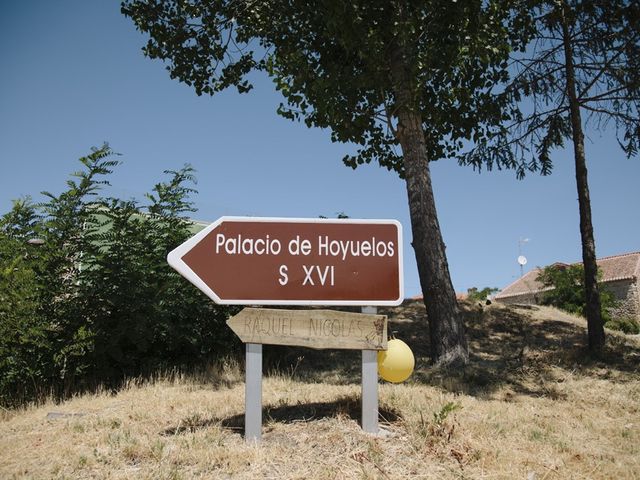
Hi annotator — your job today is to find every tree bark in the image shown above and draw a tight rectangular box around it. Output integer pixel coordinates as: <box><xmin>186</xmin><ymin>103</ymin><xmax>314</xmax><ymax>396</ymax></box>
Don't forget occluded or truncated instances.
<box><xmin>389</xmin><ymin>43</ymin><xmax>468</xmax><ymax>365</ymax></box>
<box><xmin>560</xmin><ymin>1</ymin><xmax>605</xmax><ymax>351</ymax></box>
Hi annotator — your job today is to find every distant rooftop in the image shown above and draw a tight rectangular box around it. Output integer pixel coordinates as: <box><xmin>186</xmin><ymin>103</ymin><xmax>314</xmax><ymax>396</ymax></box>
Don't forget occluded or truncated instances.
<box><xmin>495</xmin><ymin>251</ymin><xmax>640</xmax><ymax>300</ymax></box>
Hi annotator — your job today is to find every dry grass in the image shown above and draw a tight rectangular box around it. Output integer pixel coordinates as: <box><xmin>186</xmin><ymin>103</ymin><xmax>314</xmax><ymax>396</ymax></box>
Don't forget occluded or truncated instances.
<box><xmin>1</xmin><ymin>301</ymin><xmax>639</xmax><ymax>479</ymax></box>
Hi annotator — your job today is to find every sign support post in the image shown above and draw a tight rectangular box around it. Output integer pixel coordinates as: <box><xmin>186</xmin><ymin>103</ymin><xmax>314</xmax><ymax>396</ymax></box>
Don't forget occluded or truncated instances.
<box><xmin>361</xmin><ymin>306</ymin><xmax>379</xmax><ymax>434</ymax></box>
<box><xmin>245</xmin><ymin>343</ymin><xmax>262</xmax><ymax>443</ymax></box>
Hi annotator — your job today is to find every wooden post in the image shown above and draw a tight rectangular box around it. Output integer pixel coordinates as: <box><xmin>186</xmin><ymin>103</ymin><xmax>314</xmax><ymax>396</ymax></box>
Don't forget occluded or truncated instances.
<box><xmin>245</xmin><ymin>343</ymin><xmax>262</xmax><ymax>443</ymax></box>
<box><xmin>361</xmin><ymin>306</ymin><xmax>379</xmax><ymax>434</ymax></box>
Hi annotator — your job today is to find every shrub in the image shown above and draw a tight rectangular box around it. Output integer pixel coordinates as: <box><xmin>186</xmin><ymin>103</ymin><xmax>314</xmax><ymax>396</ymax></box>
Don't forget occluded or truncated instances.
<box><xmin>536</xmin><ymin>264</ymin><xmax>617</xmax><ymax>322</ymax></box>
<box><xmin>604</xmin><ymin>318</ymin><xmax>640</xmax><ymax>335</ymax></box>
<box><xmin>0</xmin><ymin>146</ymin><xmax>238</xmax><ymax>406</ymax></box>
<box><xmin>0</xmin><ymin>229</ymin><xmax>53</xmax><ymax>405</ymax></box>
<box><xmin>467</xmin><ymin>287</ymin><xmax>498</xmax><ymax>302</ymax></box>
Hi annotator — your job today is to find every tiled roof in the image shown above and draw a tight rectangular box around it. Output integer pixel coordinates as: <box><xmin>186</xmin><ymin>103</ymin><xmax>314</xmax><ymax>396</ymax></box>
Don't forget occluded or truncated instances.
<box><xmin>597</xmin><ymin>251</ymin><xmax>640</xmax><ymax>282</ymax></box>
<box><xmin>495</xmin><ymin>251</ymin><xmax>640</xmax><ymax>299</ymax></box>
<box><xmin>495</xmin><ymin>268</ymin><xmax>546</xmax><ymax>299</ymax></box>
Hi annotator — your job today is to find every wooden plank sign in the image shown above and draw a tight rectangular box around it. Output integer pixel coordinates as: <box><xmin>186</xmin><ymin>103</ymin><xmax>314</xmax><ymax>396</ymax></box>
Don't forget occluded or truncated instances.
<box><xmin>227</xmin><ymin>308</ymin><xmax>388</xmax><ymax>350</ymax></box>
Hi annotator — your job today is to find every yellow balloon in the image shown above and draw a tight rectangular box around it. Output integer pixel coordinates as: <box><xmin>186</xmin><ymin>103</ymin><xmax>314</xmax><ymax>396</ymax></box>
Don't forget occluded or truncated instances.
<box><xmin>377</xmin><ymin>339</ymin><xmax>415</xmax><ymax>383</ymax></box>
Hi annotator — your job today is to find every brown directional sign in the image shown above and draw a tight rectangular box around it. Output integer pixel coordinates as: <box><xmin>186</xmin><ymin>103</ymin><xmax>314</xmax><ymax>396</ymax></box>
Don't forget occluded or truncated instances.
<box><xmin>167</xmin><ymin>216</ymin><xmax>403</xmax><ymax>305</ymax></box>
<box><xmin>227</xmin><ymin>308</ymin><xmax>388</xmax><ymax>350</ymax></box>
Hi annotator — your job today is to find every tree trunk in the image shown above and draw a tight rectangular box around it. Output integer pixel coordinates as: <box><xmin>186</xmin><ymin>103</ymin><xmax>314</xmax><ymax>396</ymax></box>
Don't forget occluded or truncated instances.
<box><xmin>389</xmin><ymin>43</ymin><xmax>468</xmax><ymax>365</ymax></box>
<box><xmin>560</xmin><ymin>1</ymin><xmax>605</xmax><ymax>351</ymax></box>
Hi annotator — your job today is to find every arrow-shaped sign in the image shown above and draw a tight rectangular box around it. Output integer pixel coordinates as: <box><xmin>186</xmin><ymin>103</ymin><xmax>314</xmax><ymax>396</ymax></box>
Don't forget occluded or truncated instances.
<box><xmin>167</xmin><ymin>216</ymin><xmax>403</xmax><ymax>306</ymax></box>
<box><xmin>227</xmin><ymin>308</ymin><xmax>388</xmax><ymax>350</ymax></box>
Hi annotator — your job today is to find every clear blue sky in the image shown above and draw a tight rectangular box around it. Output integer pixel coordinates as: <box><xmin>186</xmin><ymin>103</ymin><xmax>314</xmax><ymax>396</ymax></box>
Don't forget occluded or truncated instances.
<box><xmin>1</xmin><ymin>1</ymin><xmax>639</xmax><ymax>298</ymax></box>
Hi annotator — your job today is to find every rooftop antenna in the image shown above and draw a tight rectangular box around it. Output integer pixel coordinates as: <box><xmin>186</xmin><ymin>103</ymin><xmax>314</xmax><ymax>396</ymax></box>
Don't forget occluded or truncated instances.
<box><xmin>518</xmin><ymin>237</ymin><xmax>529</xmax><ymax>278</ymax></box>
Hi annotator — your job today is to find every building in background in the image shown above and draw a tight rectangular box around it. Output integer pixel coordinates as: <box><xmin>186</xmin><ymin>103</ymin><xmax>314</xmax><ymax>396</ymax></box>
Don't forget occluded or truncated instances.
<box><xmin>495</xmin><ymin>251</ymin><xmax>640</xmax><ymax>321</ymax></box>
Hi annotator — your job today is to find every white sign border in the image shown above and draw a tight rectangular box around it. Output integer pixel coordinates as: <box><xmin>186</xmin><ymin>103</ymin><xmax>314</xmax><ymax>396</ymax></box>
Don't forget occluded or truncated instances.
<box><xmin>167</xmin><ymin>216</ymin><xmax>404</xmax><ymax>306</ymax></box>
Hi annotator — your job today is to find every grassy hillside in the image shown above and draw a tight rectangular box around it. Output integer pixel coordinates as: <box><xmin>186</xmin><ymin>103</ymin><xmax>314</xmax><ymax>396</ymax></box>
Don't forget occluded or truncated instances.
<box><xmin>1</xmin><ymin>301</ymin><xmax>639</xmax><ymax>479</ymax></box>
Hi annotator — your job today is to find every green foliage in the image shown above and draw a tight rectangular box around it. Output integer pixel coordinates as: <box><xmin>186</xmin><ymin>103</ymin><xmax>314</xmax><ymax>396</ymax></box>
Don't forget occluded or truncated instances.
<box><xmin>0</xmin><ymin>231</ymin><xmax>52</xmax><ymax>404</ymax></box>
<box><xmin>35</xmin><ymin>146</ymin><xmax>121</xmax><ymax>391</ymax></box>
<box><xmin>604</xmin><ymin>318</ymin><xmax>640</xmax><ymax>335</ymax></box>
<box><xmin>319</xmin><ymin>212</ymin><xmax>349</xmax><ymax>219</ymax></box>
<box><xmin>463</xmin><ymin>0</ymin><xmax>640</xmax><ymax>175</ymax></box>
<box><xmin>0</xmin><ymin>146</ymin><xmax>237</xmax><ymax>406</ymax></box>
<box><xmin>1</xmin><ymin>197</ymin><xmax>41</xmax><ymax>239</ymax></box>
<box><xmin>413</xmin><ymin>401</ymin><xmax>462</xmax><ymax>444</ymax></box>
<box><xmin>432</xmin><ymin>401</ymin><xmax>462</xmax><ymax>426</ymax></box>
<box><xmin>536</xmin><ymin>264</ymin><xmax>617</xmax><ymax>322</ymax></box>
<box><xmin>467</xmin><ymin>287</ymin><xmax>499</xmax><ymax>302</ymax></box>
<box><xmin>121</xmin><ymin>0</ymin><xmax>534</xmax><ymax>175</ymax></box>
